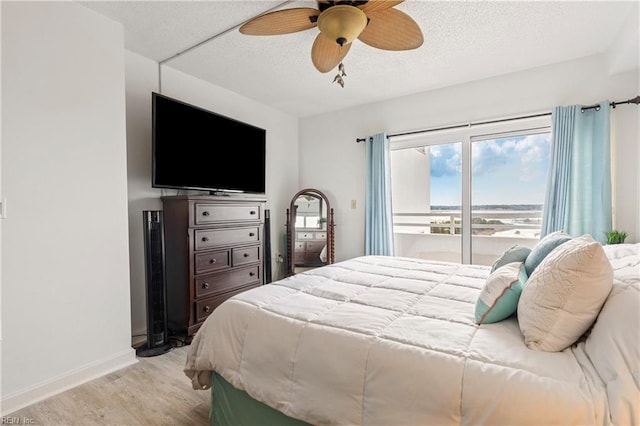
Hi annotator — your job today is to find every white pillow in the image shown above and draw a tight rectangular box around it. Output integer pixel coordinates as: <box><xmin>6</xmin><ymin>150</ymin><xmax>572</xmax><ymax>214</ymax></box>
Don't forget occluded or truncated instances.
<box><xmin>517</xmin><ymin>234</ymin><xmax>613</xmax><ymax>352</ymax></box>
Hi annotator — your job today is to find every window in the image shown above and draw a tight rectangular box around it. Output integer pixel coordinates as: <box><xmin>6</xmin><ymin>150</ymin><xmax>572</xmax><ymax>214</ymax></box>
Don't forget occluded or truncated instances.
<box><xmin>293</xmin><ymin>196</ymin><xmax>323</xmax><ymax>229</ymax></box>
<box><xmin>390</xmin><ymin>115</ymin><xmax>551</xmax><ymax>265</ymax></box>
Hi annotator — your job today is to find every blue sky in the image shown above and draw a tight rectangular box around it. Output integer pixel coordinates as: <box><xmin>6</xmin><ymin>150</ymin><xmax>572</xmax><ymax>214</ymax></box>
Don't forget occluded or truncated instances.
<box><xmin>429</xmin><ymin>133</ymin><xmax>551</xmax><ymax>206</ymax></box>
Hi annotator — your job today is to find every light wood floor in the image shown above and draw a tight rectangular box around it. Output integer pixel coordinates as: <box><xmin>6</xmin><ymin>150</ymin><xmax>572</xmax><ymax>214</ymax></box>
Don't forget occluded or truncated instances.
<box><xmin>10</xmin><ymin>344</ymin><xmax>210</xmax><ymax>426</ymax></box>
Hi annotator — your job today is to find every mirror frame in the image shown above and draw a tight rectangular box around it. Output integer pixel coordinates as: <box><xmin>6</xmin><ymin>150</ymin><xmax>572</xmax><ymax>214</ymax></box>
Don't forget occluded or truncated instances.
<box><xmin>286</xmin><ymin>188</ymin><xmax>335</xmax><ymax>276</ymax></box>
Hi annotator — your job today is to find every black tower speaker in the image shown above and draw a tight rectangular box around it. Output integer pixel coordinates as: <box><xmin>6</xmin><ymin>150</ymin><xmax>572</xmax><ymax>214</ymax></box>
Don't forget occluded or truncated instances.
<box><xmin>136</xmin><ymin>210</ymin><xmax>174</xmax><ymax>357</ymax></box>
<box><xmin>264</xmin><ymin>209</ymin><xmax>272</xmax><ymax>284</ymax></box>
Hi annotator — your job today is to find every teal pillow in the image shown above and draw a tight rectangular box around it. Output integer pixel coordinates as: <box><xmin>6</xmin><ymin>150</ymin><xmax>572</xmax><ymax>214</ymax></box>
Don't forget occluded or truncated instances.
<box><xmin>490</xmin><ymin>245</ymin><xmax>532</xmax><ymax>273</ymax></box>
<box><xmin>475</xmin><ymin>262</ymin><xmax>528</xmax><ymax>324</ymax></box>
<box><xmin>524</xmin><ymin>231</ymin><xmax>572</xmax><ymax>276</ymax></box>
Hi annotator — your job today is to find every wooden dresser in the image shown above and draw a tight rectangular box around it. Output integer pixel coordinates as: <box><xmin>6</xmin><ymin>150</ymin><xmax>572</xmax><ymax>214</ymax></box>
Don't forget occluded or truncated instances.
<box><xmin>161</xmin><ymin>195</ymin><xmax>266</xmax><ymax>340</ymax></box>
<box><xmin>294</xmin><ymin>229</ymin><xmax>327</xmax><ymax>267</ymax></box>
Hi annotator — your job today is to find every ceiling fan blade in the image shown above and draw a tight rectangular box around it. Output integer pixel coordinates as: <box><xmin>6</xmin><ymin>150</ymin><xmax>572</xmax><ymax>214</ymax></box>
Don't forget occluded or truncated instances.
<box><xmin>358</xmin><ymin>8</ymin><xmax>423</xmax><ymax>50</ymax></box>
<box><xmin>239</xmin><ymin>8</ymin><xmax>320</xmax><ymax>35</ymax></box>
<box><xmin>311</xmin><ymin>33</ymin><xmax>352</xmax><ymax>73</ymax></box>
<box><xmin>360</xmin><ymin>0</ymin><xmax>404</xmax><ymax>13</ymax></box>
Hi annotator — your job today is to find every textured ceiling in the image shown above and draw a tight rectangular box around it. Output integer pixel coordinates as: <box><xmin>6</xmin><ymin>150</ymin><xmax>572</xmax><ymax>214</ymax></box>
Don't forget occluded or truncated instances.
<box><xmin>78</xmin><ymin>1</ymin><xmax>639</xmax><ymax>117</ymax></box>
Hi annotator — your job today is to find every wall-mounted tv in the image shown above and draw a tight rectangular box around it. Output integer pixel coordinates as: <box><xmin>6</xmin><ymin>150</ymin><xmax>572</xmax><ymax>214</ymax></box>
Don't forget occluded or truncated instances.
<box><xmin>152</xmin><ymin>92</ymin><xmax>266</xmax><ymax>194</ymax></box>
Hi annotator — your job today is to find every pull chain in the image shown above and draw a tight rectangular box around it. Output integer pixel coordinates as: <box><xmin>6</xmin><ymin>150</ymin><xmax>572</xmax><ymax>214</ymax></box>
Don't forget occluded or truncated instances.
<box><xmin>333</xmin><ymin>62</ymin><xmax>347</xmax><ymax>88</ymax></box>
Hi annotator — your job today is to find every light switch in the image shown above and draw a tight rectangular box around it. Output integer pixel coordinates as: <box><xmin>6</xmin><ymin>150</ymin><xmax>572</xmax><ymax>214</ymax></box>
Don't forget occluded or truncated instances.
<box><xmin>351</xmin><ymin>199</ymin><xmax>357</xmax><ymax>209</ymax></box>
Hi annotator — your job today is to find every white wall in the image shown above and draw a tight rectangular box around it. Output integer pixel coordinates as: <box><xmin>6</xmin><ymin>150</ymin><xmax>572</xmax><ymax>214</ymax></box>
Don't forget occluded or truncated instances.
<box><xmin>124</xmin><ymin>52</ymin><xmax>300</xmax><ymax>342</ymax></box>
<box><xmin>1</xmin><ymin>2</ymin><xmax>136</xmax><ymax>414</ymax></box>
<box><xmin>300</xmin><ymin>54</ymin><xmax>639</xmax><ymax>261</ymax></box>
<box><xmin>390</xmin><ymin>148</ymin><xmax>430</xmax><ymax>213</ymax></box>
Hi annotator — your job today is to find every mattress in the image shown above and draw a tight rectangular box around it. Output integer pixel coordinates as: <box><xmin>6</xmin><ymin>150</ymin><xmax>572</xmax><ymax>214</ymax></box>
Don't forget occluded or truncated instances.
<box><xmin>185</xmin><ymin>246</ymin><xmax>639</xmax><ymax>425</ymax></box>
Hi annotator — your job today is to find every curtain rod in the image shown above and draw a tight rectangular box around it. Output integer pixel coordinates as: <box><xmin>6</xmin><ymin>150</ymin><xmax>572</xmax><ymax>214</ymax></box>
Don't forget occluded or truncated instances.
<box><xmin>355</xmin><ymin>111</ymin><xmax>550</xmax><ymax>143</ymax></box>
<box><xmin>356</xmin><ymin>94</ymin><xmax>640</xmax><ymax>143</ymax></box>
<box><xmin>580</xmin><ymin>95</ymin><xmax>640</xmax><ymax>112</ymax></box>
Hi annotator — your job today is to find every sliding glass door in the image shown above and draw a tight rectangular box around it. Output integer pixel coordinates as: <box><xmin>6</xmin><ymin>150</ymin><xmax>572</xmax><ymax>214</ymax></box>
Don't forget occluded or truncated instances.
<box><xmin>390</xmin><ymin>115</ymin><xmax>551</xmax><ymax>265</ymax></box>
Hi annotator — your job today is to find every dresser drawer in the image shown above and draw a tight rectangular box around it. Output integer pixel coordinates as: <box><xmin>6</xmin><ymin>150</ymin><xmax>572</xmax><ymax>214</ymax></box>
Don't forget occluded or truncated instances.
<box><xmin>294</xmin><ymin>241</ymin><xmax>305</xmax><ymax>251</ymax></box>
<box><xmin>232</xmin><ymin>246</ymin><xmax>260</xmax><ymax>267</ymax></box>
<box><xmin>194</xmin><ymin>265</ymin><xmax>261</xmax><ymax>298</ymax></box>
<box><xmin>195</xmin><ymin>283</ymin><xmax>261</xmax><ymax>323</ymax></box>
<box><xmin>304</xmin><ymin>251</ymin><xmax>324</xmax><ymax>265</ymax></box>
<box><xmin>195</xmin><ymin>226</ymin><xmax>260</xmax><ymax>250</ymax></box>
<box><xmin>315</xmin><ymin>232</ymin><xmax>327</xmax><ymax>239</ymax></box>
<box><xmin>195</xmin><ymin>249</ymin><xmax>230</xmax><ymax>274</ymax></box>
<box><xmin>305</xmin><ymin>241</ymin><xmax>324</xmax><ymax>252</ymax></box>
<box><xmin>297</xmin><ymin>231</ymin><xmax>315</xmax><ymax>240</ymax></box>
<box><xmin>195</xmin><ymin>203</ymin><xmax>261</xmax><ymax>225</ymax></box>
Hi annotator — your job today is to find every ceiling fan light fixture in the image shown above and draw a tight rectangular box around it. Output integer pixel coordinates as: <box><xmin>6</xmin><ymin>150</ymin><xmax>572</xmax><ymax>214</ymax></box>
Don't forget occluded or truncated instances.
<box><xmin>317</xmin><ymin>5</ymin><xmax>367</xmax><ymax>47</ymax></box>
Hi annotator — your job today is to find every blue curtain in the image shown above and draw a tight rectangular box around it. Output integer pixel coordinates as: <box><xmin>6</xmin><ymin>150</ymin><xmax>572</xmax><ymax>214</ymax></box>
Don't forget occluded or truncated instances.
<box><xmin>541</xmin><ymin>101</ymin><xmax>612</xmax><ymax>243</ymax></box>
<box><xmin>541</xmin><ymin>106</ymin><xmax>577</xmax><ymax>236</ymax></box>
<box><xmin>365</xmin><ymin>132</ymin><xmax>395</xmax><ymax>255</ymax></box>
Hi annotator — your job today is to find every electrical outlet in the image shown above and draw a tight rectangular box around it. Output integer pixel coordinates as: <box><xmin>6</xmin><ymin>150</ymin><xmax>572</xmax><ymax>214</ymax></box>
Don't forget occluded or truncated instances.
<box><xmin>351</xmin><ymin>199</ymin><xmax>357</xmax><ymax>209</ymax></box>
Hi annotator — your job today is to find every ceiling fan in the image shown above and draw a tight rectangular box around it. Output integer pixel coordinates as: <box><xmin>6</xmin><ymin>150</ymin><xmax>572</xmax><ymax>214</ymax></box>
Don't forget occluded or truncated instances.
<box><xmin>239</xmin><ymin>0</ymin><xmax>424</xmax><ymax>77</ymax></box>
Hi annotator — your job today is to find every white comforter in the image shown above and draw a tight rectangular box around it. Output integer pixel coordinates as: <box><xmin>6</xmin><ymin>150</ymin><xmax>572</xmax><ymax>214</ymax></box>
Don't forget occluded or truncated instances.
<box><xmin>185</xmin><ymin>245</ymin><xmax>640</xmax><ymax>425</ymax></box>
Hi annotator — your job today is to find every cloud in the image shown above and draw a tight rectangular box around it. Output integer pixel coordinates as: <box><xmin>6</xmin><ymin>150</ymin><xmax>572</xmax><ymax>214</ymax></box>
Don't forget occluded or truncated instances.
<box><xmin>472</xmin><ymin>133</ymin><xmax>550</xmax><ymax>178</ymax></box>
<box><xmin>514</xmin><ymin>133</ymin><xmax>550</xmax><ymax>164</ymax></box>
<box><xmin>427</xmin><ymin>133</ymin><xmax>550</xmax><ymax>181</ymax></box>
<box><xmin>429</xmin><ymin>144</ymin><xmax>461</xmax><ymax>177</ymax></box>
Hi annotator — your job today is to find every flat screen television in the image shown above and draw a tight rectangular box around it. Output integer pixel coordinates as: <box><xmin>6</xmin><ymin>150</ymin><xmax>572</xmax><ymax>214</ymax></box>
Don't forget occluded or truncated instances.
<box><xmin>152</xmin><ymin>92</ymin><xmax>266</xmax><ymax>194</ymax></box>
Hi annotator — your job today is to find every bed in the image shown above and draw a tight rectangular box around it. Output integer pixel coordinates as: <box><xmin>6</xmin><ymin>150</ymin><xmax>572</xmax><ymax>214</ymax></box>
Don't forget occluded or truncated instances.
<box><xmin>184</xmin><ymin>237</ymin><xmax>639</xmax><ymax>425</ymax></box>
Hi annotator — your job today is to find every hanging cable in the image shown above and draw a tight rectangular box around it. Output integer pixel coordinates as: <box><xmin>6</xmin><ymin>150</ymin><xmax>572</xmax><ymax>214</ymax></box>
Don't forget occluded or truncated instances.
<box><xmin>158</xmin><ymin>1</ymin><xmax>293</xmax><ymax>66</ymax></box>
<box><xmin>156</xmin><ymin>1</ymin><xmax>293</xmax><ymax>93</ymax></box>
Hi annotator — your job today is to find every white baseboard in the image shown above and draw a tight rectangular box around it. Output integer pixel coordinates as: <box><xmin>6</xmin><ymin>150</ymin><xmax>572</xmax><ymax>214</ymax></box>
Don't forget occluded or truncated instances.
<box><xmin>1</xmin><ymin>348</ymin><xmax>137</xmax><ymax>416</ymax></box>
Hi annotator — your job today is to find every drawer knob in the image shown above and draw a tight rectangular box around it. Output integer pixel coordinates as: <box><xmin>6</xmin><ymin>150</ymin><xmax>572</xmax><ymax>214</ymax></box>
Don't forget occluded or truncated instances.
<box><xmin>250</xmin><ymin>210</ymin><xmax>256</xmax><ymax>215</ymax></box>
<box><xmin>249</xmin><ymin>232</ymin><xmax>255</xmax><ymax>237</ymax></box>
<box><xmin>249</xmin><ymin>272</ymin><xmax>255</xmax><ymax>277</ymax></box>
<box><xmin>203</xmin><ymin>305</ymin><xmax>211</xmax><ymax>313</ymax></box>
<box><xmin>202</xmin><ymin>282</ymin><xmax>210</xmax><ymax>289</ymax></box>
<box><xmin>202</xmin><ymin>236</ymin><xmax>209</xmax><ymax>242</ymax></box>
<box><xmin>209</xmin><ymin>258</ymin><xmax>216</xmax><ymax>264</ymax></box>
<box><xmin>243</xmin><ymin>253</ymin><xmax>249</xmax><ymax>258</ymax></box>
<box><xmin>202</xmin><ymin>211</ymin><xmax>210</xmax><ymax>216</ymax></box>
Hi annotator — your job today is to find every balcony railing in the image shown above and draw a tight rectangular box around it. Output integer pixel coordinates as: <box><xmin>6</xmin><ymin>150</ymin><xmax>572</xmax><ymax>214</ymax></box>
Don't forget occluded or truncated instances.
<box><xmin>392</xmin><ymin>210</ymin><xmax>543</xmax><ymax>265</ymax></box>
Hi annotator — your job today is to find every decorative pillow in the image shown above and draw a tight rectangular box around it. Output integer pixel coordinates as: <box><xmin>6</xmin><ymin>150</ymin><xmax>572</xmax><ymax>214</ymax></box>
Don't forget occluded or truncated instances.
<box><xmin>490</xmin><ymin>245</ymin><xmax>532</xmax><ymax>273</ymax></box>
<box><xmin>475</xmin><ymin>262</ymin><xmax>528</xmax><ymax>324</ymax></box>
<box><xmin>524</xmin><ymin>230</ymin><xmax>572</xmax><ymax>276</ymax></box>
<box><xmin>517</xmin><ymin>234</ymin><xmax>614</xmax><ymax>352</ymax></box>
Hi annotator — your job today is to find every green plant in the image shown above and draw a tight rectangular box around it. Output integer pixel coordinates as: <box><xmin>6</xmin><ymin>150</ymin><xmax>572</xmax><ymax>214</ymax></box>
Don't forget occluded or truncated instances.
<box><xmin>605</xmin><ymin>230</ymin><xmax>627</xmax><ymax>245</ymax></box>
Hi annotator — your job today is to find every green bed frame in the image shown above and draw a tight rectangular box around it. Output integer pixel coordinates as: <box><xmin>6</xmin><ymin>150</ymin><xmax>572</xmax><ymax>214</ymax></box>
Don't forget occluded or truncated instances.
<box><xmin>211</xmin><ymin>372</ymin><xmax>310</xmax><ymax>426</ymax></box>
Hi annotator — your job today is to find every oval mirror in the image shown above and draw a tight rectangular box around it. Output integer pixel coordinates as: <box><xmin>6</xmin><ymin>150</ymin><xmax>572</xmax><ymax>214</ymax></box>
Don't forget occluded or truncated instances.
<box><xmin>286</xmin><ymin>188</ymin><xmax>335</xmax><ymax>275</ymax></box>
